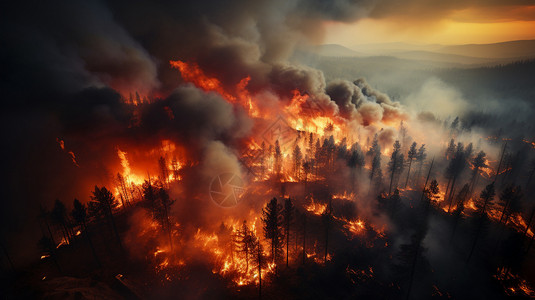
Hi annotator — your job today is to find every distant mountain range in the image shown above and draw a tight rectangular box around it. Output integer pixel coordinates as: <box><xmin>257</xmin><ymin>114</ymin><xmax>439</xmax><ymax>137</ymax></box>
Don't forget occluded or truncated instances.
<box><xmin>304</xmin><ymin>40</ymin><xmax>535</xmax><ymax>66</ymax></box>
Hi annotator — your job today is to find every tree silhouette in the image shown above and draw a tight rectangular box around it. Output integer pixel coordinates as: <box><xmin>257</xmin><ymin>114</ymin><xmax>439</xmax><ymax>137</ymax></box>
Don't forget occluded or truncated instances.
<box><xmin>90</xmin><ymin>186</ymin><xmax>122</xmax><ymax>250</ymax></box>
<box><xmin>367</xmin><ymin>133</ymin><xmax>380</xmax><ymax>157</ymax></box>
<box><xmin>388</xmin><ymin>140</ymin><xmax>404</xmax><ymax>195</ymax></box>
<box><xmin>51</xmin><ymin>199</ymin><xmax>71</xmax><ymax>245</ymax></box>
<box><xmin>467</xmin><ymin>183</ymin><xmax>496</xmax><ymax>262</ymax></box>
<box><xmin>470</xmin><ymin>151</ymin><xmax>487</xmax><ymax>192</ymax></box>
<box><xmin>250</xmin><ymin>234</ymin><xmax>266</xmax><ymax>299</ymax></box>
<box><xmin>262</xmin><ymin>197</ymin><xmax>283</xmax><ymax>263</ymax></box>
<box><xmin>347</xmin><ymin>145</ymin><xmax>365</xmax><ymax>191</ymax></box>
<box><xmin>370</xmin><ymin>152</ymin><xmax>383</xmax><ymax>194</ymax></box>
<box><xmin>235</xmin><ymin>220</ymin><xmax>256</xmax><ymax>273</ymax></box>
<box><xmin>414</xmin><ymin>144</ymin><xmax>427</xmax><ymax>187</ymax></box>
<box><xmin>283</xmin><ymin>198</ymin><xmax>294</xmax><ymax>267</ymax></box>
<box><xmin>445</xmin><ymin>143</ymin><xmax>468</xmax><ymax>211</ymax></box>
<box><xmin>71</xmin><ymin>199</ymin><xmax>100</xmax><ymax>267</ymax></box>
<box><xmin>426</xmin><ymin>179</ymin><xmax>440</xmax><ymax>207</ymax></box>
<box><xmin>498</xmin><ymin>185</ymin><xmax>523</xmax><ymax>225</ymax></box>
<box><xmin>142</xmin><ymin>180</ymin><xmax>174</xmax><ymax>249</ymax></box>
<box><xmin>404</xmin><ymin>142</ymin><xmax>417</xmax><ymax>188</ymax></box>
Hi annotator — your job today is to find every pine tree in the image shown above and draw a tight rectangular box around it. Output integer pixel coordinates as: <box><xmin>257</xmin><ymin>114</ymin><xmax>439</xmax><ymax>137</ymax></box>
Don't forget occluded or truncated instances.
<box><xmin>498</xmin><ymin>185</ymin><xmax>523</xmax><ymax>225</ymax></box>
<box><xmin>388</xmin><ymin>140</ymin><xmax>404</xmax><ymax>195</ymax></box>
<box><xmin>370</xmin><ymin>152</ymin><xmax>383</xmax><ymax>193</ymax></box>
<box><xmin>405</xmin><ymin>142</ymin><xmax>418</xmax><ymax>188</ymax></box>
<box><xmin>415</xmin><ymin>144</ymin><xmax>427</xmax><ymax>187</ymax></box>
<box><xmin>71</xmin><ymin>199</ymin><xmax>100</xmax><ymax>266</ymax></box>
<box><xmin>426</xmin><ymin>179</ymin><xmax>440</xmax><ymax>206</ymax></box>
<box><xmin>367</xmin><ymin>133</ymin><xmax>380</xmax><ymax>157</ymax></box>
<box><xmin>262</xmin><ymin>197</ymin><xmax>284</xmax><ymax>263</ymax></box>
<box><xmin>470</xmin><ymin>151</ymin><xmax>487</xmax><ymax>192</ymax></box>
<box><xmin>467</xmin><ymin>183</ymin><xmax>496</xmax><ymax>262</ymax></box>
<box><xmin>90</xmin><ymin>186</ymin><xmax>122</xmax><ymax>249</ymax></box>
<box><xmin>445</xmin><ymin>142</ymin><xmax>467</xmax><ymax>210</ymax></box>
<box><xmin>236</xmin><ymin>220</ymin><xmax>256</xmax><ymax>273</ymax></box>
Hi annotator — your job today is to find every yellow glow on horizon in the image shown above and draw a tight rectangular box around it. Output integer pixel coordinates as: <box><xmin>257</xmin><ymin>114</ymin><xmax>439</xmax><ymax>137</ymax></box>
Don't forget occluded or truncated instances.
<box><xmin>324</xmin><ymin>18</ymin><xmax>535</xmax><ymax>47</ymax></box>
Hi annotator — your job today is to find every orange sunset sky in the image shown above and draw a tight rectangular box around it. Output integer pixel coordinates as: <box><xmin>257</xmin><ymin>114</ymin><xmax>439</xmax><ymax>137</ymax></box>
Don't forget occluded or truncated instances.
<box><xmin>324</xmin><ymin>3</ymin><xmax>535</xmax><ymax>46</ymax></box>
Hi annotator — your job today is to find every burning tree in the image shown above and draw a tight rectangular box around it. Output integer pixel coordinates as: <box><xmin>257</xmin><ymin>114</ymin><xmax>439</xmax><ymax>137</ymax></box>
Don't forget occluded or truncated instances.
<box><xmin>142</xmin><ymin>180</ymin><xmax>174</xmax><ymax>250</ymax></box>
<box><xmin>235</xmin><ymin>220</ymin><xmax>256</xmax><ymax>274</ymax></box>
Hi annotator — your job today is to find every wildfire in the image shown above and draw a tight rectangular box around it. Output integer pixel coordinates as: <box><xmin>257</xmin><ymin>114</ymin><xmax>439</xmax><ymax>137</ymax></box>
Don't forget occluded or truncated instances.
<box><xmin>495</xmin><ymin>269</ymin><xmax>535</xmax><ymax>297</ymax></box>
<box><xmin>522</xmin><ymin>138</ymin><xmax>535</xmax><ymax>149</ymax></box>
<box><xmin>170</xmin><ymin>60</ymin><xmax>237</xmax><ymax>102</ymax></box>
<box><xmin>344</xmin><ymin>219</ymin><xmax>366</xmax><ymax>236</ymax></box>
<box><xmin>304</xmin><ymin>198</ymin><xmax>327</xmax><ymax>215</ymax></box>
<box><xmin>56</xmin><ymin>237</ymin><xmax>69</xmax><ymax>249</ymax></box>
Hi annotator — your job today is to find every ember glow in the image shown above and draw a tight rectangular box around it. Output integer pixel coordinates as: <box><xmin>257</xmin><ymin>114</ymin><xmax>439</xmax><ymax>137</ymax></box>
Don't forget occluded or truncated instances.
<box><xmin>2</xmin><ymin>0</ymin><xmax>535</xmax><ymax>299</ymax></box>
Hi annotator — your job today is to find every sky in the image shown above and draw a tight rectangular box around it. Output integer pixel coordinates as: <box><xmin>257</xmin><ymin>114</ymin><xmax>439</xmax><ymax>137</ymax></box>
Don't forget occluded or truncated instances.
<box><xmin>323</xmin><ymin>4</ymin><xmax>535</xmax><ymax>47</ymax></box>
